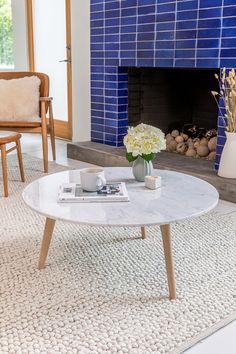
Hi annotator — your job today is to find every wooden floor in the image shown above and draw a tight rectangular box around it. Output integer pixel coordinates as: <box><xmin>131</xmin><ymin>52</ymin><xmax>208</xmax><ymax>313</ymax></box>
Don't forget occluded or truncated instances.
<box><xmin>67</xmin><ymin>141</ymin><xmax>236</xmax><ymax>203</ymax></box>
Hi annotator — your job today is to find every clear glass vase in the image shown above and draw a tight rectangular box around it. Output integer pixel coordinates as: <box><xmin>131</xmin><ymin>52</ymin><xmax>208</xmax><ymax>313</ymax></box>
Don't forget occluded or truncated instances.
<box><xmin>132</xmin><ymin>156</ymin><xmax>153</xmax><ymax>182</ymax></box>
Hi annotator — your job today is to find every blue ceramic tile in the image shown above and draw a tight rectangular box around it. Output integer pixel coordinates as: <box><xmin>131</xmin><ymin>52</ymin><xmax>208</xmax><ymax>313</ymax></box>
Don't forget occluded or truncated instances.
<box><xmin>91</xmin><ymin>110</ymin><xmax>104</xmax><ymax>118</ymax></box>
<box><xmin>137</xmin><ymin>24</ymin><xmax>155</xmax><ymax>32</ymax></box>
<box><xmin>91</xmin><ymin>94</ymin><xmax>104</xmax><ymax>103</ymax></box>
<box><xmin>137</xmin><ymin>58</ymin><xmax>154</xmax><ymax>66</ymax></box>
<box><xmin>222</xmin><ymin>38</ymin><xmax>236</xmax><ymax>48</ymax></box>
<box><xmin>91</xmin><ymin>103</ymin><xmax>104</xmax><ymax>111</ymax></box>
<box><xmin>120</xmin><ymin>50</ymin><xmax>136</xmax><ymax>58</ymax></box>
<box><xmin>105</xmin><ymin>42</ymin><xmax>119</xmax><ymax>50</ymax></box>
<box><xmin>121</xmin><ymin>34</ymin><xmax>136</xmax><ymax>42</ymax></box>
<box><xmin>120</xmin><ymin>42</ymin><xmax>137</xmax><ymax>51</ymax></box>
<box><xmin>138</xmin><ymin>5</ymin><xmax>155</xmax><ymax>15</ymax></box>
<box><xmin>157</xmin><ymin>3</ymin><xmax>175</xmax><ymax>13</ymax></box>
<box><xmin>175</xmin><ymin>59</ymin><xmax>195</xmax><ymax>67</ymax></box>
<box><xmin>198</xmin><ymin>29</ymin><xmax>221</xmax><ymax>38</ymax></box>
<box><xmin>121</xmin><ymin>7</ymin><xmax>136</xmax><ymax>17</ymax></box>
<box><xmin>199</xmin><ymin>0</ymin><xmax>222</xmax><ymax>8</ymax></box>
<box><xmin>156</xmin><ymin>41</ymin><xmax>174</xmax><ymax>49</ymax></box>
<box><xmin>197</xmin><ymin>39</ymin><xmax>220</xmax><ymax>48</ymax></box>
<box><xmin>91</xmin><ymin>12</ymin><xmax>104</xmax><ymax>20</ymax></box>
<box><xmin>105</xmin><ymin>133</ymin><xmax>117</xmax><ymax>142</ymax></box>
<box><xmin>177</xmin><ymin>0</ymin><xmax>198</xmax><ymax>11</ymax></box>
<box><xmin>156</xmin><ymin>13</ymin><xmax>175</xmax><ymax>22</ymax></box>
<box><xmin>225</xmin><ymin>0</ymin><xmax>236</xmax><ymax>4</ymax></box>
<box><xmin>220</xmin><ymin>59</ymin><xmax>236</xmax><ymax>67</ymax></box>
<box><xmin>121</xmin><ymin>16</ymin><xmax>136</xmax><ymax>26</ymax></box>
<box><xmin>156</xmin><ymin>50</ymin><xmax>174</xmax><ymax>58</ymax></box>
<box><xmin>198</xmin><ymin>19</ymin><xmax>221</xmax><ymax>28</ymax></box>
<box><xmin>138</xmin><ymin>0</ymin><xmax>155</xmax><ymax>5</ymax></box>
<box><xmin>137</xmin><ymin>50</ymin><xmax>155</xmax><ymax>58</ymax></box>
<box><xmin>156</xmin><ymin>22</ymin><xmax>175</xmax><ymax>31</ymax></box>
<box><xmin>223</xmin><ymin>17</ymin><xmax>236</xmax><ymax>27</ymax></box>
<box><xmin>92</xmin><ymin>117</ymin><xmax>104</xmax><ymax>126</ymax></box>
<box><xmin>155</xmin><ymin>59</ymin><xmax>174</xmax><ymax>67</ymax></box>
<box><xmin>121</xmin><ymin>25</ymin><xmax>137</xmax><ymax>34</ymax></box>
<box><xmin>91</xmin><ymin>88</ymin><xmax>103</xmax><ymax>96</ymax></box>
<box><xmin>176</xmin><ymin>30</ymin><xmax>197</xmax><ymax>40</ymax></box>
<box><xmin>120</xmin><ymin>58</ymin><xmax>136</xmax><ymax>66</ymax></box>
<box><xmin>197</xmin><ymin>49</ymin><xmax>219</xmax><ymax>58</ymax></box>
<box><xmin>91</xmin><ymin>123</ymin><xmax>104</xmax><ymax>132</ymax></box>
<box><xmin>157</xmin><ymin>31</ymin><xmax>175</xmax><ymax>40</ymax></box>
<box><xmin>137</xmin><ymin>32</ymin><xmax>155</xmax><ymax>41</ymax></box>
<box><xmin>222</xmin><ymin>28</ymin><xmax>236</xmax><ymax>37</ymax></box>
<box><xmin>117</xmin><ymin>118</ymin><xmax>128</xmax><ymax>127</ymax></box>
<box><xmin>91</xmin><ymin>20</ymin><xmax>104</xmax><ymax>28</ymax></box>
<box><xmin>105</xmin><ymin>1</ymin><xmax>120</xmax><ymax>10</ymax></box>
<box><xmin>105</xmin><ymin>18</ymin><xmax>119</xmax><ymax>27</ymax></box>
<box><xmin>177</xmin><ymin>10</ymin><xmax>198</xmax><ymax>21</ymax></box>
<box><xmin>137</xmin><ymin>41</ymin><xmax>154</xmax><ymax>50</ymax></box>
<box><xmin>196</xmin><ymin>58</ymin><xmax>219</xmax><ymax>67</ymax></box>
<box><xmin>91</xmin><ymin>28</ymin><xmax>104</xmax><ymax>36</ymax></box>
<box><xmin>175</xmin><ymin>49</ymin><xmax>195</xmax><ymax>58</ymax></box>
<box><xmin>91</xmin><ymin>131</ymin><xmax>104</xmax><ymax>140</ymax></box>
<box><xmin>221</xmin><ymin>49</ymin><xmax>236</xmax><ymax>57</ymax></box>
<box><xmin>176</xmin><ymin>40</ymin><xmax>196</xmax><ymax>49</ymax></box>
<box><xmin>199</xmin><ymin>7</ymin><xmax>222</xmax><ymax>19</ymax></box>
<box><xmin>105</xmin><ymin>9</ymin><xmax>120</xmax><ymax>18</ymax></box>
<box><xmin>121</xmin><ymin>0</ymin><xmax>137</xmax><ymax>8</ymax></box>
<box><xmin>176</xmin><ymin>20</ymin><xmax>197</xmax><ymax>30</ymax></box>
<box><xmin>223</xmin><ymin>4</ymin><xmax>236</xmax><ymax>17</ymax></box>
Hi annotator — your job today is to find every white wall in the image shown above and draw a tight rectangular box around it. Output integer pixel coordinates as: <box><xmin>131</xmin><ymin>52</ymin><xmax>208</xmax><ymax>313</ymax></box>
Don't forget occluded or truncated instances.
<box><xmin>71</xmin><ymin>0</ymin><xmax>91</xmax><ymax>142</ymax></box>
<box><xmin>11</xmin><ymin>0</ymin><xmax>28</xmax><ymax>71</ymax></box>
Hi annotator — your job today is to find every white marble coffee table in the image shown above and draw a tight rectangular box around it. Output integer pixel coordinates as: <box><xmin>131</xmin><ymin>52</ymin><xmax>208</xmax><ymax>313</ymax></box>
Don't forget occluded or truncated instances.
<box><xmin>22</xmin><ymin>167</ymin><xmax>219</xmax><ymax>300</ymax></box>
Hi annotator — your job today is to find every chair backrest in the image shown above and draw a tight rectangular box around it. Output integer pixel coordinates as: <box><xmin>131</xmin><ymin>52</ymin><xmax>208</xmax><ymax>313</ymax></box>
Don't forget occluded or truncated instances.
<box><xmin>0</xmin><ymin>71</ymin><xmax>49</xmax><ymax>98</ymax></box>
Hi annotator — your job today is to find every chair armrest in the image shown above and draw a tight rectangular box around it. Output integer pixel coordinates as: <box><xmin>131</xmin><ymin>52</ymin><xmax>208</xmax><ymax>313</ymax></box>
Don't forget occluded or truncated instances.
<box><xmin>40</xmin><ymin>97</ymin><xmax>53</xmax><ymax>102</ymax></box>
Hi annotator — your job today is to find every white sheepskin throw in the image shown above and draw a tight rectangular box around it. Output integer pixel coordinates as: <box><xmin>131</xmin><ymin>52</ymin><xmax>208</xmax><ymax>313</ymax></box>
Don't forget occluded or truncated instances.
<box><xmin>0</xmin><ymin>76</ymin><xmax>41</xmax><ymax>122</ymax></box>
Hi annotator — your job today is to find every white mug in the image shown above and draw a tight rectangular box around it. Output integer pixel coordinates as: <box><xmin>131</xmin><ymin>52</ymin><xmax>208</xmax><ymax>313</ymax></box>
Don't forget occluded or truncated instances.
<box><xmin>80</xmin><ymin>168</ymin><xmax>106</xmax><ymax>192</ymax></box>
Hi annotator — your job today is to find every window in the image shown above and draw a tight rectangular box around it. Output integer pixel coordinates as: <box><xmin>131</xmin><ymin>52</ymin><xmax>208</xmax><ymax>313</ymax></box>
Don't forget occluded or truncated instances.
<box><xmin>0</xmin><ymin>0</ymin><xmax>14</xmax><ymax>69</ymax></box>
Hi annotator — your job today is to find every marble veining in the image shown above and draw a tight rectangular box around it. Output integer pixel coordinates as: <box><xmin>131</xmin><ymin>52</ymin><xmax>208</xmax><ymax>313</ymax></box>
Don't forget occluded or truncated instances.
<box><xmin>22</xmin><ymin>168</ymin><xmax>219</xmax><ymax>226</ymax></box>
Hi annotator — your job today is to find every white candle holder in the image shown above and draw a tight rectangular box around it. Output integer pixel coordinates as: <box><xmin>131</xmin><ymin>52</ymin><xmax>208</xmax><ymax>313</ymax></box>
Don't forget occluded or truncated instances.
<box><xmin>145</xmin><ymin>175</ymin><xmax>162</xmax><ymax>190</ymax></box>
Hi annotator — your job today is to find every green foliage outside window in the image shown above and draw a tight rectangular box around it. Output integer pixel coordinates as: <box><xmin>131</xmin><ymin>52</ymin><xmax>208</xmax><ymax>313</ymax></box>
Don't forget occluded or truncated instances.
<box><xmin>0</xmin><ymin>0</ymin><xmax>13</xmax><ymax>67</ymax></box>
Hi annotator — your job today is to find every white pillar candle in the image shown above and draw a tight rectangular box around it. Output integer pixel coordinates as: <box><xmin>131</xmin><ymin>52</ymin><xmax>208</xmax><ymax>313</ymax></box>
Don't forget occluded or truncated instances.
<box><xmin>145</xmin><ymin>175</ymin><xmax>162</xmax><ymax>190</ymax></box>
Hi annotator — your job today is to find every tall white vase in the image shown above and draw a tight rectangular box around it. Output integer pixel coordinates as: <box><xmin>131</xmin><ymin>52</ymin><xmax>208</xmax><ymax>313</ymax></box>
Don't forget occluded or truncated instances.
<box><xmin>218</xmin><ymin>132</ymin><xmax>236</xmax><ymax>178</ymax></box>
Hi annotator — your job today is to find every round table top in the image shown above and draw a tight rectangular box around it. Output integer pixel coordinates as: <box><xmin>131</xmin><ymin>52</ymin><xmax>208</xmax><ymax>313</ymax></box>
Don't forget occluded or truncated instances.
<box><xmin>23</xmin><ymin>167</ymin><xmax>219</xmax><ymax>226</ymax></box>
<box><xmin>22</xmin><ymin>167</ymin><xmax>219</xmax><ymax>227</ymax></box>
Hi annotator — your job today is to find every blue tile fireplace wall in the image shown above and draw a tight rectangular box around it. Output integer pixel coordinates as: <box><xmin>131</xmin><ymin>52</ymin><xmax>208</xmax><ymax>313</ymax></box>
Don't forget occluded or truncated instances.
<box><xmin>90</xmin><ymin>0</ymin><xmax>236</xmax><ymax>169</ymax></box>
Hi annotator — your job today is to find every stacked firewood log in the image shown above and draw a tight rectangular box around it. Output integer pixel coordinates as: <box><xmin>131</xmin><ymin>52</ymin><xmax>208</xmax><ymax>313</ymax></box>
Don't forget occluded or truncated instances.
<box><xmin>166</xmin><ymin>125</ymin><xmax>217</xmax><ymax>160</ymax></box>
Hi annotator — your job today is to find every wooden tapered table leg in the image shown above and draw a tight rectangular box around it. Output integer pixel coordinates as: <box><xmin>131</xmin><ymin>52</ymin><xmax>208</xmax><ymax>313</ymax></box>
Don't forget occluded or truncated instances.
<box><xmin>1</xmin><ymin>144</ymin><xmax>8</xmax><ymax>197</ymax></box>
<box><xmin>160</xmin><ymin>224</ymin><xmax>176</xmax><ymax>300</ymax></box>
<box><xmin>38</xmin><ymin>218</ymin><xmax>56</xmax><ymax>270</ymax></box>
<box><xmin>141</xmin><ymin>226</ymin><xmax>147</xmax><ymax>239</ymax></box>
<box><xmin>16</xmin><ymin>139</ymin><xmax>25</xmax><ymax>182</ymax></box>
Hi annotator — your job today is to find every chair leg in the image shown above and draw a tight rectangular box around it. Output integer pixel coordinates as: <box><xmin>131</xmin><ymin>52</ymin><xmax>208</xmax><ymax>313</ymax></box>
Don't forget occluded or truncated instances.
<box><xmin>41</xmin><ymin>102</ymin><xmax>48</xmax><ymax>173</ymax></box>
<box><xmin>16</xmin><ymin>139</ymin><xmax>25</xmax><ymax>182</ymax></box>
<box><xmin>49</xmin><ymin>101</ymin><xmax>56</xmax><ymax>161</ymax></box>
<box><xmin>0</xmin><ymin>144</ymin><xmax>8</xmax><ymax>197</ymax></box>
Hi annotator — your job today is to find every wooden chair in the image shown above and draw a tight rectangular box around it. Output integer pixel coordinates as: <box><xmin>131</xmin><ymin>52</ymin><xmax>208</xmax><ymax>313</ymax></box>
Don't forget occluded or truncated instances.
<box><xmin>0</xmin><ymin>72</ymin><xmax>56</xmax><ymax>173</ymax></box>
<box><xmin>0</xmin><ymin>131</ymin><xmax>25</xmax><ymax>197</ymax></box>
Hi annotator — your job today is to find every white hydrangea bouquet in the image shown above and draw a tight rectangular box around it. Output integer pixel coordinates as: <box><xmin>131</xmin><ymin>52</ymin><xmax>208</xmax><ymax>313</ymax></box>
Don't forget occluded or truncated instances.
<box><xmin>123</xmin><ymin>123</ymin><xmax>166</xmax><ymax>181</ymax></box>
<box><xmin>124</xmin><ymin>123</ymin><xmax>166</xmax><ymax>162</ymax></box>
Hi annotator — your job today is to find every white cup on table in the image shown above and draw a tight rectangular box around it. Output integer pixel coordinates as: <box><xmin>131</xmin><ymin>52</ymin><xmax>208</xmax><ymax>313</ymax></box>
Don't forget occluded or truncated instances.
<box><xmin>80</xmin><ymin>168</ymin><xmax>106</xmax><ymax>192</ymax></box>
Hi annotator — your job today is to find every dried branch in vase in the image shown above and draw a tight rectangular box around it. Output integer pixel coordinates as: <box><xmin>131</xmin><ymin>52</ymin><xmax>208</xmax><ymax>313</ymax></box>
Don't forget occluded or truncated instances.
<box><xmin>212</xmin><ymin>68</ymin><xmax>236</xmax><ymax>132</ymax></box>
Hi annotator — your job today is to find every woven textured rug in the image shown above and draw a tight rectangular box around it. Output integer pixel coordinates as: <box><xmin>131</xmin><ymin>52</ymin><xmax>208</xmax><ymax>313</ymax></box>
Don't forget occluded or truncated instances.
<box><xmin>1</xmin><ymin>155</ymin><xmax>236</xmax><ymax>354</ymax></box>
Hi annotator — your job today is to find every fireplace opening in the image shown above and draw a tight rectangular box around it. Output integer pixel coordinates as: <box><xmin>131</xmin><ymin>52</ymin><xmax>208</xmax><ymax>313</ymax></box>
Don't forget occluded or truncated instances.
<box><xmin>128</xmin><ymin>67</ymin><xmax>220</xmax><ymax>160</ymax></box>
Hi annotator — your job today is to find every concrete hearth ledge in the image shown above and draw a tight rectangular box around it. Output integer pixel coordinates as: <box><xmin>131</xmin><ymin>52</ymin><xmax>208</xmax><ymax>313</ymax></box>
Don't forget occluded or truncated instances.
<box><xmin>67</xmin><ymin>141</ymin><xmax>236</xmax><ymax>203</ymax></box>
